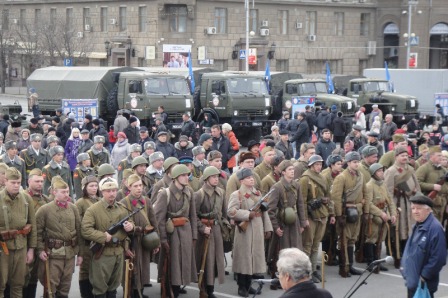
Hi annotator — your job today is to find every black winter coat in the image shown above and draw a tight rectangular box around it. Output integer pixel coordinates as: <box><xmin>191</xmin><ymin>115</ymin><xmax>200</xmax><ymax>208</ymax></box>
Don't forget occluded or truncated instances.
<box><xmin>279</xmin><ymin>280</ymin><xmax>333</xmax><ymax>298</ymax></box>
<box><xmin>181</xmin><ymin>119</ymin><xmax>196</xmax><ymax>138</ymax></box>
<box><xmin>286</xmin><ymin>119</ymin><xmax>300</xmax><ymax>138</ymax></box>
<box><xmin>332</xmin><ymin>117</ymin><xmax>347</xmax><ymax>137</ymax></box>
<box><xmin>123</xmin><ymin>125</ymin><xmax>139</xmax><ymax>144</ymax></box>
<box><xmin>211</xmin><ymin>134</ymin><xmax>234</xmax><ymax>170</ymax></box>
<box><xmin>89</xmin><ymin>125</ymin><xmax>109</xmax><ymax>146</ymax></box>
<box><xmin>155</xmin><ymin>141</ymin><xmax>178</xmax><ymax>158</ymax></box>
<box><xmin>290</xmin><ymin>120</ymin><xmax>309</xmax><ymax>144</ymax></box>
<box><xmin>0</xmin><ymin>120</ymin><xmax>9</xmax><ymax>136</ymax></box>
<box><xmin>316</xmin><ymin>111</ymin><xmax>329</xmax><ymax>130</ymax></box>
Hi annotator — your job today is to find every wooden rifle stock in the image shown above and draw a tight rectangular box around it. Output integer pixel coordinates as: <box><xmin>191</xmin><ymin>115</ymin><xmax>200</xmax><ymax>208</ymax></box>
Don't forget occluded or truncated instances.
<box><xmin>124</xmin><ymin>258</ymin><xmax>134</xmax><ymax>298</ymax></box>
<box><xmin>428</xmin><ymin>176</ymin><xmax>446</xmax><ymax>199</ymax></box>
<box><xmin>44</xmin><ymin>258</ymin><xmax>53</xmax><ymax>298</ymax></box>
<box><xmin>339</xmin><ymin>193</ymin><xmax>347</xmax><ymax>276</ymax></box>
<box><xmin>198</xmin><ymin>237</ymin><xmax>210</xmax><ymax>298</ymax></box>
<box><xmin>237</xmin><ymin>189</ymin><xmax>274</xmax><ymax>232</ymax></box>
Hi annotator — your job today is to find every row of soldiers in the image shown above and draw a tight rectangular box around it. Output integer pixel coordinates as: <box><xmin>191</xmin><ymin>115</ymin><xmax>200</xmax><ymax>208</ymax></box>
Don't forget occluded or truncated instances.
<box><xmin>0</xmin><ymin>128</ymin><xmax>446</xmax><ymax>298</ymax></box>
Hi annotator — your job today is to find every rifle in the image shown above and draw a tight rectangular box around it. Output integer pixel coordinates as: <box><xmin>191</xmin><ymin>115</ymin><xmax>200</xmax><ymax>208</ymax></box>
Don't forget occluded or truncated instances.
<box><xmin>375</xmin><ymin>208</ymin><xmax>387</xmax><ymax>274</ymax></box>
<box><xmin>355</xmin><ymin>214</ymin><xmax>367</xmax><ymax>263</ymax></box>
<box><xmin>90</xmin><ymin>206</ymin><xmax>144</xmax><ymax>254</ymax></box>
<box><xmin>124</xmin><ymin>258</ymin><xmax>134</xmax><ymax>298</ymax></box>
<box><xmin>428</xmin><ymin>174</ymin><xmax>448</xmax><ymax>199</ymax></box>
<box><xmin>339</xmin><ymin>192</ymin><xmax>348</xmax><ymax>277</ymax></box>
<box><xmin>238</xmin><ymin>189</ymin><xmax>273</xmax><ymax>232</ymax></box>
<box><xmin>198</xmin><ymin>237</ymin><xmax>210</xmax><ymax>298</ymax></box>
<box><xmin>161</xmin><ymin>244</ymin><xmax>173</xmax><ymax>298</ymax></box>
<box><xmin>44</xmin><ymin>258</ymin><xmax>53</xmax><ymax>298</ymax></box>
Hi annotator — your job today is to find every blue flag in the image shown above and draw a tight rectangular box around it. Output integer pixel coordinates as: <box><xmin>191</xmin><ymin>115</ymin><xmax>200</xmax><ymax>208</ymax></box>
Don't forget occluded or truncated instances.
<box><xmin>385</xmin><ymin>61</ymin><xmax>391</xmax><ymax>81</ymax></box>
<box><xmin>265</xmin><ymin>59</ymin><xmax>271</xmax><ymax>92</ymax></box>
<box><xmin>188</xmin><ymin>50</ymin><xmax>195</xmax><ymax>94</ymax></box>
<box><xmin>326</xmin><ymin>61</ymin><xmax>334</xmax><ymax>94</ymax></box>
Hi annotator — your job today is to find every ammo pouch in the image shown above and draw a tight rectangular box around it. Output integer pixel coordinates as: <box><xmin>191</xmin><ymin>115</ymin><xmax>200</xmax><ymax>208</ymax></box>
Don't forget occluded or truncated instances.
<box><xmin>171</xmin><ymin>217</ymin><xmax>189</xmax><ymax>227</ymax></box>
<box><xmin>200</xmin><ymin>218</ymin><xmax>215</xmax><ymax>227</ymax></box>
<box><xmin>345</xmin><ymin>207</ymin><xmax>359</xmax><ymax>223</ymax></box>
<box><xmin>0</xmin><ymin>230</ymin><xmax>17</xmax><ymax>241</ymax></box>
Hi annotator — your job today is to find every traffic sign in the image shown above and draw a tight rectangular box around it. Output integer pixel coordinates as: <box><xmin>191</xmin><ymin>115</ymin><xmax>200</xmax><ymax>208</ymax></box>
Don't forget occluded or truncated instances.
<box><xmin>239</xmin><ymin>50</ymin><xmax>246</xmax><ymax>60</ymax></box>
<box><xmin>64</xmin><ymin>58</ymin><xmax>73</xmax><ymax>66</ymax></box>
<box><xmin>410</xmin><ymin>36</ymin><xmax>419</xmax><ymax>46</ymax></box>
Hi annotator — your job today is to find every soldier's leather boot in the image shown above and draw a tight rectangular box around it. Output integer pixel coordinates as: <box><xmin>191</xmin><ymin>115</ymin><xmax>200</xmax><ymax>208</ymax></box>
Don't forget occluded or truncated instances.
<box><xmin>338</xmin><ymin>249</ymin><xmax>349</xmax><ymax>278</ymax></box>
<box><xmin>365</xmin><ymin>243</ymin><xmax>375</xmax><ymax>272</ymax></box>
<box><xmin>247</xmin><ymin>275</ymin><xmax>261</xmax><ymax>295</ymax></box>
<box><xmin>172</xmin><ymin>286</ymin><xmax>180</xmax><ymax>298</ymax></box>
<box><xmin>348</xmin><ymin>246</ymin><xmax>362</xmax><ymax>275</ymax></box>
<box><xmin>23</xmin><ymin>283</ymin><xmax>37</xmax><ymax>298</ymax></box>
<box><xmin>206</xmin><ymin>285</ymin><xmax>217</xmax><ymax>298</ymax></box>
<box><xmin>106</xmin><ymin>290</ymin><xmax>117</xmax><ymax>298</ymax></box>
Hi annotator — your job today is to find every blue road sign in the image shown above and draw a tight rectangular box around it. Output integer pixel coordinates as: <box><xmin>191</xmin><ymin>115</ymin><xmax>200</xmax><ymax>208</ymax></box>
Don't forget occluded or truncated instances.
<box><xmin>410</xmin><ymin>36</ymin><xmax>419</xmax><ymax>46</ymax></box>
<box><xmin>64</xmin><ymin>58</ymin><xmax>73</xmax><ymax>66</ymax></box>
<box><xmin>239</xmin><ymin>50</ymin><xmax>246</xmax><ymax>60</ymax></box>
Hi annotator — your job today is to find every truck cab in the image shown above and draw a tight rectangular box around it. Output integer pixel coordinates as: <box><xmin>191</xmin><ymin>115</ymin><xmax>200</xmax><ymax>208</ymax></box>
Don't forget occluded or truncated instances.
<box><xmin>282</xmin><ymin>78</ymin><xmax>356</xmax><ymax>117</ymax></box>
<box><xmin>346</xmin><ymin>78</ymin><xmax>419</xmax><ymax>124</ymax></box>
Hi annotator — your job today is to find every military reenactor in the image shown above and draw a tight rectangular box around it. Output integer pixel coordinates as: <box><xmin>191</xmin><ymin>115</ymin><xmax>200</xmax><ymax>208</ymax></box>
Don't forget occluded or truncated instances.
<box><xmin>75</xmin><ymin>176</ymin><xmax>99</xmax><ymax>298</ymax></box>
<box><xmin>120</xmin><ymin>174</ymin><xmax>159</xmax><ymax>298</ymax></box>
<box><xmin>81</xmin><ymin>178</ymin><xmax>135</xmax><ymax>298</ymax></box>
<box><xmin>254</xmin><ymin>146</ymin><xmax>275</xmax><ymax>179</ymax></box>
<box><xmin>97</xmin><ymin>164</ymin><xmax>116</xmax><ymax>181</ymax></box>
<box><xmin>415</xmin><ymin>144</ymin><xmax>429</xmax><ymax>169</ymax></box>
<box><xmin>36</xmin><ymin>176</ymin><xmax>82</xmax><ymax>298</ymax></box>
<box><xmin>194</xmin><ymin>166</ymin><xmax>228</xmax><ymax>297</ymax></box>
<box><xmin>366</xmin><ymin>131</ymin><xmax>384</xmax><ymax>158</ymax></box>
<box><xmin>267</xmin><ymin>160</ymin><xmax>306</xmax><ymax>288</ymax></box>
<box><xmin>19</xmin><ymin>133</ymin><xmax>48</xmax><ymax>181</ymax></box>
<box><xmin>384</xmin><ymin>146</ymin><xmax>420</xmax><ymax>268</ymax></box>
<box><xmin>293</xmin><ymin>143</ymin><xmax>315</xmax><ymax>180</ymax></box>
<box><xmin>206</xmin><ymin>150</ymin><xmax>228</xmax><ymax>192</ymax></box>
<box><xmin>154</xmin><ymin>164</ymin><xmax>198</xmax><ymax>298</ymax></box>
<box><xmin>141</xmin><ymin>141</ymin><xmax>156</xmax><ymax>164</ymax></box>
<box><xmin>44</xmin><ymin>135</ymin><xmax>59</xmax><ymax>153</ymax></box>
<box><xmin>73</xmin><ymin>153</ymin><xmax>95</xmax><ymax>200</ymax></box>
<box><xmin>321</xmin><ymin>154</ymin><xmax>343</xmax><ymax>265</ymax></box>
<box><xmin>192</xmin><ymin>146</ymin><xmax>208</xmax><ymax>178</ymax></box>
<box><xmin>0</xmin><ymin>163</ymin><xmax>8</xmax><ymax>191</ymax></box>
<box><xmin>225</xmin><ymin>152</ymin><xmax>261</xmax><ymax>203</ymax></box>
<box><xmin>300</xmin><ymin>155</ymin><xmax>334</xmax><ymax>283</ymax></box>
<box><xmin>364</xmin><ymin>163</ymin><xmax>397</xmax><ymax>273</ymax></box>
<box><xmin>275</xmin><ymin>130</ymin><xmax>293</xmax><ymax>160</ymax></box>
<box><xmin>227</xmin><ymin>168</ymin><xmax>273</xmax><ymax>297</ymax></box>
<box><xmin>260</xmin><ymin>155</ymin><xmax>283</xmax><ymax>195</ymax></box>
<box><xmin>23</xmin><ymin>168</ymin><xmax>51</xmax><ymax>298</ymax></box>
<box><xmin>117</xmin><ymin>143</ymin><xmax>142</xmax><ymax>183</ymax></box>
<box><xmin>379</xmin><ymin>134</ymin><xmax>409</xmax><ymax>169</ymax></box>
<box><xmin>78</xmin><ymin>130</ymin><xmax>93</xmax><ymax>154</ymax></box>
<box><xmin>87</xmin><ymin>136</ymin><xmax>111</xmax><ymax>174</ymax></box>
<box><xmin>179</xmin><ymin>156</ymin><xmax>201</xmax><ymax>192</ymax></box>
<box><xmin>146</xmin><ymin>152</ymin><xmax>164</xmax><ymax>188</ymax></box>
<box><xmin>150</xmin><ymin>157</ymin><xmax>179</xmax><ymax>204</ymax></box>
<box><xmin>131</xmin><ymin>156</ymin><xmax>152</xmax><ymax>196</ymax></box>
<box><xmin>0</xmin><ymin>168</ymin><xmax>37</xmax><ymax>297</ymax></box>
<box><xmin>332</xmin><ymin>151</ymin><xmax>366</xmax><ymax>278</ymax></box>
<box><xmin>359</xmin><ymin>146</ymin><xmax>379</xmax><ymax>182</ymax></box>
<box><xmin>42</xmin><ymin>146</ymin><xmax>73</xmax><ymax>196</ymax></box>
<box><xmin>1</xmin><ymin>140</ymin><xmax>27</xmax><ymax>188</ymax></box>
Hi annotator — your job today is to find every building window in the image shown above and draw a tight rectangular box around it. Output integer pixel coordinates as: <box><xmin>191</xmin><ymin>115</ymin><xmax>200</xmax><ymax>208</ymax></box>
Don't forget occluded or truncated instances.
<box><xmin>119</xmin><ymin>7</ymin><xmax>127</xmax><ymax>31</ymax></box>
<box><xmin>214</xmin><ymin>8</ymin><xmax>227</xmax><ymax>34</ymax></box>
<box><xmin>306</xmin><ymin>11</ymin><xmax>317</xmax><ymax>35</ymax></box>
<box><xmin>66</xmin><ymin>8</ymin><xmax>73</xmax><ymax>30</ymax></box>
<box><xmin>307</xmin><ymin>59</ymin><xmax>342</xmax><ymax>74</ymax></box>
<box><xmin>334</xmin><ymin>12</ymin><xmax>344</xmax><ymax>36</ymax></box>
<box><xmin>360</xmin><ymin>13</ymin><xmax>370</xmax><ymax>36</ymax></box>
<box><xmin>250</xmin><ymin>9</ymin><xmax>258</xmax><ymax>33</ymax></box>
<box><xmin>19</xmin><ymin>9</ymin><xmax>25</xmax><ymax>31</ymax></box>
<box><xmin>100</xmin><ymin>7</ymin><xmax>107</xmax><ymax>32</ymax></box>
<box><xmin>2</xmin><ymin>9</ymin><xmax>8</xmax><ymax>31</ymax></box>
<box><xmin>34</xmin><ymin>9</ymin><xmax>40</xmax><ymax>28</ymax></box>
<box><xmin>168</xmin><ymin>5</ymin><xmax>187</xmax><ymax>33</ymax></box>
<box><xmin>278</xmin><ymin>10</ymin><xmax>288</xmax><ymax>35</ymax></box>
<box><xmin>276</xmin><ymin>59</ymin><xmax>289</xmax><ymax>72</ymax></box>
<box><xmin>359</xmin><ymin>59</ymin><xmax>368</xmax><ymax>75</ymax></box>
<box><xmin>83</xmin><ymin>8</ymin><xmax>90</xmax><ymax>29</ymax></box>
<box><xmin>50</xmin><ymin>8</ymin><xmax>57</xmax><ymax>27</ymax></box>
<box><xmin>139</xmin><ymin>6</ymin><xmax>147</xmax><ymax>32</ymax></box>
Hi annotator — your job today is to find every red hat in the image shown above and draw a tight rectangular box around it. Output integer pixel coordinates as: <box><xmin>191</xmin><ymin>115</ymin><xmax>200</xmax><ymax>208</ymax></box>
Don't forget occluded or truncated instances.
<box><xmin>117</xmin><ymin>132</ymin><xmax>127</xmax><ymax>139</ymax></box>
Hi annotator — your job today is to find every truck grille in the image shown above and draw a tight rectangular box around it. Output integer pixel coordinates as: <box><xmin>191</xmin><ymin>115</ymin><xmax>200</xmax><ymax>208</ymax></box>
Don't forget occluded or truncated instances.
<box><xmin>238</xmin><ymin>110</ymin><xmax>266</xmax><ymax>117</ymax></box>
<box><xmin>406</xmin><ymin>100</ymin><xmax>419</xmax><ymax>112</ymax></box>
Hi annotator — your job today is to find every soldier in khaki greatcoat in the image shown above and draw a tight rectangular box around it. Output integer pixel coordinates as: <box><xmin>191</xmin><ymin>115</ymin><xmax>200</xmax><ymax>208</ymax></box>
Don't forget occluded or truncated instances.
<box><xmin>293</xmin><ymin>143</ymin><xmax>315</xmax><ymax>180</ymax></box>
<box><xmin>179</xmin><ymin>156</ymin><xmax>201</xmax><ymax>192</ymax></box>
<box><xmin>23</xmin><ymin>168</ymin><xmax>51</xmax><ymax>298</ymax></box>
<box><xmin>331</xmin><ymin>151</ymin><xmax>366</xmax><ymax>278</ymax></box>
<box><xmin>260</xmin><ymin>156</ymin><xmax>283</xmax><ymax>196</ymax></box>
<box><xmin>87</xmin><ymin>136</ymin><xmax>111</xmax><ymax>175</ymax></box>
<box><xmin>81</xmin><ymin>178</ymin><xmax>134</xmax><ymax>298</ymax></box>
<box><xmin>299</xmin><ymin>155</ymin><xmax>334</xmax><ymax>283</ymax></box>
<box><xmin>206</xmin><ymin>150</ymin><xmax>228</xmax><ymax>193</ymax></box>
<box><xmin>117</xmin><ymin>143</ymin><xmax>142</xmax><ymax>183</ymax></box>
<box><xmin>73</xmin><ymin>153</ymin><xmax>95</xmax><ymax>200</ymax></box>
<box><xmin>150</xmin><ymin>157</ymin><xmax>179</xmax><ymax>204</ymax></box>
<box><xmin>1</xmin><ymin>140</ymin><xmax>27</xmax><ymax>189</ymax></box>
<box><xmin>0</xmin><ymin>163</ymin><xmax>8</xmax><ymax>191</ymax></box>
<box><xmin>0</xmin><ymin>167</ymin><xmax>37</xmax><ymax>298</ymax></box>
<box><xmin>379</xmin><ymin>134</ymin><xmax>408</xmax><ymax>169</ymax></box>
<box><xmin>19</xmin><ymin>133</ymin><xmax>48</xmax><ymax>182</ymax></box>
<box><xmin>359</xmin><ymin>146</ymin><xmax>379</xmax><ymax>182</ymax></box>
<box><xmin>75</xmin><ymin>176</ymin><xmax>99</xmax><ymax>298</ymax></box>
<box><xmin>364</xmin><ymin>163</ymin><xmax>397</xmax><ymax>273</ymax></box>
<box><xmin>36</xmin><ymin>176</ymin><xmax>82</xmax><ymax>298</ymax></box>
<box><xmin>253</xmin><ymin>146</ymin><xmax>275</xmax><ymax>179</ymax></box>
<box><xmin>42</xmin><ymin>146</ymin><xmax>73</xmax><ymax>197</ymax></box>
<box><xmin>131</xmin><ymin>156</ymin><xmax>152</xmax><ymax>196</ymax></box>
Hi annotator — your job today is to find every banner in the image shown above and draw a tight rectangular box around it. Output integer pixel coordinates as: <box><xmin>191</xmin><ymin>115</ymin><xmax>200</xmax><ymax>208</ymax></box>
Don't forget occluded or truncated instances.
<box><xmin>291</xmin><ymin>96</ymin><xmax>315</xmax><ymax>117</ymax></box>
<box><xmin>162</xmin><ymin>44</ymin><xmax>192</xmax><ymax>68</ymax></box>
<box><xmin>62</xmin><ymin>99</ymin><xmax>98</xmax><ymax>125</ymax></box>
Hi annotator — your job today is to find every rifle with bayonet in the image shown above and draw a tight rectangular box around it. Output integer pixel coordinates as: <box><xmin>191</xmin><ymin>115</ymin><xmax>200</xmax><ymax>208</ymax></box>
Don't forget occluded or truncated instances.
<box><xmin>375</xmin><ymin>206</ymin><xmax>387</xmax><ymax>274</ymax></box>
<box><xmin>338</xmin><ymin>192</ymin><xmax>348</xmax><ymax>277</ymax></box>
<box><xmin>237</xmin><ymin>189</ymin><xmax>273</xmax><ymax>232</ymax></box>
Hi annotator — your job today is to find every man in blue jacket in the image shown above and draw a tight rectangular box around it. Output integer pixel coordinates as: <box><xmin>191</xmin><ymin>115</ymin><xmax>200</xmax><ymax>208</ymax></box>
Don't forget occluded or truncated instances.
<box><xmin>401</xmin><ymin>194</ymin><xmax>447</xmax><ymax>298</ymax></box>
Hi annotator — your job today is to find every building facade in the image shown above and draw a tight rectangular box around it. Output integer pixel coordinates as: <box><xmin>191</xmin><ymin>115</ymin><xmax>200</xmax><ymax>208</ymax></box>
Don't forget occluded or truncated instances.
<box><xmin>0</xmin><ymin>0</ymin><xmax>446</xmax><ymax>86</ymax></box>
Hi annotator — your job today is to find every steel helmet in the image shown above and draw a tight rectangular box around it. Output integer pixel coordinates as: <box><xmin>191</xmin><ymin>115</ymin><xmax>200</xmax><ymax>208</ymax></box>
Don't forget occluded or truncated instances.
<box><xmin>369</xmin><ymin>163</ymin><xmax>385</xmax><ymax>177</ymax></box>
<box><xmin>142</xmin><ymin>231</ymin><xmax>160</xmax><ymax>251</ymax></box>
<box><xmin>171</xmin><ymin>164</ymin><xmax>190</xmax><ymax>179</ymax></box>
<box><xmin>308</xmin><ymin>155</ymin><xmax>324</xmax><ymax>167</ymax></box>
<box><xmin>97</xmin><ymin>164</ymin><xmax>115</xmax><ymax>177</ymax></box>
<box><xmin>202</xmin><ymin>166</ymin><xmax>220</xmax><ymax>180</ymax></box>
<box><xmin>131</xmin><ymin>156</ymin><xmax>149</xmax><ymax>169</ymax></box>
<box><xmin>283</xmin><ymin>207</ymin><xmax>297</xmax><ymax>225</ymax></box>
<box><xmin>346</xmin><ymin>208</ymin><xmax>359</xmax><ymax>223</ymax></box>
<box><xmin>163</xmin><ymin>157</ymin><xmax>179</xmax><ymax>172</ymax></box>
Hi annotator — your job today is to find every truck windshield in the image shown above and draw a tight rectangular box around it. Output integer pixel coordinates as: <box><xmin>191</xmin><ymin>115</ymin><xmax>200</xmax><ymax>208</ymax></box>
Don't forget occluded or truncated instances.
<box><xmin>143</xmin><ymin>78</ymin><xmax>190</xmax><ymax>95</ymax></box>
<box><xmin>227</xmin><ymin>78</ymin><xmax>268</xmax><ymax>94</ymax></box>
<box><xmin>364</xmin><ymin>81</ymin><xmax>390</xmax><ymax>92</ymax></box>
<box><xmin>298</xmin><ymin>82</ymin><xmax>327</xmax><ymax>95</ymax></box>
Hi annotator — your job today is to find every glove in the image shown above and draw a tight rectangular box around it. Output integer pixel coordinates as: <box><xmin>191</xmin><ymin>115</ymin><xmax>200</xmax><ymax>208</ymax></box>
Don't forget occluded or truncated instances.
<box><xmin>336</xmin><ymin>216</ymin><xmax>346</xmax><ymax>227</ymax></box>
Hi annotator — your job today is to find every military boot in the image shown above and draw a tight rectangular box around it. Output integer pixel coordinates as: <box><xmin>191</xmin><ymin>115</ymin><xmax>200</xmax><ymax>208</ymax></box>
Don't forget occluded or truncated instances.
<box><xmin>338</xmin><ymin>249</ymin><xmax>350</xmax><ymax>278</ymax></box>
<box><xmin>237</xmin><ymin>274</ymin><xmax>247</xmax><ymax>297</ymax></box>
<box><xmin>23</xmin><ymin>283</ymin><xmax>37</xmax><ymax>298</ymax></box>
<box><xmin>247</xmin><ymin>275</ymin><xmax>261</xmax><ymax>295</ymax></box>
<box><xmin>206</xmin><ymin>285</ymin><xmax>217</xmax><ymax>298</ymax></box>
<box><xmin>372</xmin><ymin>244</ymin><xmax>389</xmax><ymax>273</ymax></box>
<box><xmin>310</xmin><ymin>252</ymin><xmax>321</xmax><ymax>283</ymax></box>
<box><xmin>172</xmin><ymin>286</ymin><xmax>180</xmax><ymax>298</ymax></box>
<box><xmin>365</xmin><ymin>243</ymin><xmax>375</xmax><ymax>271</ymax></box>
<box><xmin>348</xmin><ymin>246</ymin><xmax>363</xmax><ymax>275</ymax></box>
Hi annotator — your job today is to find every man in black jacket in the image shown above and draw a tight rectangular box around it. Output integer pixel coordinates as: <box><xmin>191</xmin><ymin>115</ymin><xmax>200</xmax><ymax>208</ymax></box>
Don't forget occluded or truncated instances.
<box><xmin>123</xmin><ymin>116</ymin><xmax>139</xmax><ymax>144</ymax></box>
<box><xmin>89</xmin><ymin>118</ymin><xmax>109</xmax><ymax>146</ymax></box>
<box><xmin>290</xmin><ymin>113</ymin><xmax>309</xmax><ymax>159</ymax></box>
<box><xmin>181</xmin><ymin>113</ymin><xmax>196</xmax><ymax>142</ymax></box>
<box><xmin>0</xmin><ymin>114</ymin><xmax>9</xmax><ymax>136</ymax></box>
<box><xmin>210</xmin><ymin>124</ymin><xmax>235</xmax><ymax>171</ymax></box>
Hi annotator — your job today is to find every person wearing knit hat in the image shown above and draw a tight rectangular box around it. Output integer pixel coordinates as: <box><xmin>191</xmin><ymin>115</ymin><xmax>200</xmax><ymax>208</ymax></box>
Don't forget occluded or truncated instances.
<box><xmin>81</xmin><ymin>176</ymin><xmax>134</xmax><ymax>298</ymax></box>
<box><xmin>115</xmin><ymin>143</ymin><xmax>141</xmax><ymax>183</ymax></box>
<box><xmin>192</xmin><ymin>146</ymin><xmax>209</xmax><ymax>178</ymax></box>
<box><xmin>0</xmin><ymin>166</ymin><xmax>36</xmax><ymax>298</ymax></box>
<box><xmin>175</xmin><ymin>135</ymin><xmax>194</xmax><ymax>160</ymax></box>
<box><xmin>28</xmin><ymin>117</ymin><xmax>44</xmax><ymax>135</ymax></box>
<box><xmin>42</xmin><ymin>145</ymin><xmax>73</xmax><ymax>197</ymax></box>
<box><xmin>254</xmin><ymin>146</ymin><xmax>275</xmax><ymax>179</ymax></box>
<box><xmin>19</xmin><ymin>133</ymin><xmax>47</xmax><ymax>182</ymax></box>
<box><xmin>1</xmin><ymin>140</ymin><xmax>27</xmax><ymax>188</ymax></box>
<box><xmin>123</xmin><ymin>116</ymin><xmax>139</xmax><ymax>145</ymax></box>
<box><xmin>72</xmin><ymin>152</ymin><xmax>95</xmax><ymax>200</ymax></box>
<box><xmin>379</xmin><ymin>134</ymin><xmax>409</xmax><ymax>169</ymax></box>
<box><xmin>227</xmin><ymin>166</ymin><xmax>273</xmax><ymax>296</ymax></box>
<box><xmin>87</xmin><ymin>133</ymin><xmax>111</xmax><ymax>174</ymax></box>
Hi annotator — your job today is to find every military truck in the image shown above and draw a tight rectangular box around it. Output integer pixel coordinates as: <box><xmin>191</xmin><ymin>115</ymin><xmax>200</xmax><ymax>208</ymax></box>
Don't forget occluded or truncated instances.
<box><xmin>195</xmin><ymin>72</ymin><xmax>276</xmax><ymax>144</ymax></box>
<box><xmin>278</xmin><ymin>78</ymin><xmax>356</xmax><ymax>119</ymax></box>
<box><xmin>334</xmin><ymin>77</ymin><xmax>419</xmax><ymax>125</ymax></box>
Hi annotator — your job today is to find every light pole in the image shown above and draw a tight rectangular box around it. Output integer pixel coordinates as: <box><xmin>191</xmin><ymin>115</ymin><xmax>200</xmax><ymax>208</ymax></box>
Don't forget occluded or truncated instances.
<box><xmin>404</xmin><ymin>1</ymin><xmax>419</xmax><ymax>69</ymax></box>
<box><xmin>245</xmin><ymin>0</ymin><xmax>249</xmax><ymax>73</ymax></box>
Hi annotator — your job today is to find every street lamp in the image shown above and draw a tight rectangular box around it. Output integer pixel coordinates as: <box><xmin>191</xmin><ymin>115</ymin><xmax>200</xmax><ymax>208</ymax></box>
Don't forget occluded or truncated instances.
<box><xmin>244</xmin><ymin>0</ymin><xmax>255</xmax><ymax>73</ymax></box>
<box><xmin>404</xmin><ymin>0</ymin><xmax>419</xmax><ymax>69</ymax></box>
<box><xmin>104</xmin><ymin>41</ymin><xmax>111</xmax><ymax>56</ymax></box>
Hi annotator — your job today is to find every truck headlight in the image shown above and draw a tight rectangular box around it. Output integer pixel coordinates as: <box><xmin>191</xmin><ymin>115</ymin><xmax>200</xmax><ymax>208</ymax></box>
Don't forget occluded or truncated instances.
<box><xmin>130</xmin><ymin>98</ymin><xmax>138</xmax><ymax>108</ymax></box>
<box><xmin>285</xmin><ymin>100</ymin><xmax>292</xmax><ymax>109</ymax></box>
<box><xmin>234</xmin><ymin>110</ymin><xmax>238</xmax><ymax>116</ymax></box>
<box><xmin>391</xmin><ymin>107</ymin><xmax>395</xmax><ymax>111</ymax></box>
<box><xmin>265</xmin><ymin>97</ymin><xmax>270</xmax><ymax>107</ymax></box>
<box><xmin>265</xmin><ymin>110</ymin><xmax>269</xmax><ymax>115</ymax></box>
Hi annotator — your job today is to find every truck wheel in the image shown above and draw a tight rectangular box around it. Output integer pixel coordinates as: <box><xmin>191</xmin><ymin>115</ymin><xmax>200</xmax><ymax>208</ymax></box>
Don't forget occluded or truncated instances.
<box><xmin>106</xmin><ymin>86</ymin><xmax>119</xmax><ymax>116</ymax></box>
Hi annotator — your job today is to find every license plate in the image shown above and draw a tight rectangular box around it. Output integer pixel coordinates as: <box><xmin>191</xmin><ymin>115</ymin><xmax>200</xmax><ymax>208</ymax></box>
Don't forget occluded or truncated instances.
<box><xmin>172</xmin><ymin>125</ymin><xmax>182</xmax><ymax>129</ymax></box>
<box><xmin>252</xmin><ymin>122</ymin><xmax>262</xmax><ymax>127</ymax></box>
